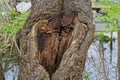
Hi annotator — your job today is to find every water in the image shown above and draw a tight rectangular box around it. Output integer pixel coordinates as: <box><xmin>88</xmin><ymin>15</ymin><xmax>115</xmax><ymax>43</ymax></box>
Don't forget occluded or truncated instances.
<box><xmin>4</xmin><ymin>66</ymin><xmax>19</xmax><ymax>80</ymax></box>
<box><xmin>85</xmin><ymin>39</ymin><xmax>118</xmax><ymax>80</ymax></box>
<box><xmin>2</xmin><ymin>58</ymin><xmax>19</xmax><ymax>80</ymax></box>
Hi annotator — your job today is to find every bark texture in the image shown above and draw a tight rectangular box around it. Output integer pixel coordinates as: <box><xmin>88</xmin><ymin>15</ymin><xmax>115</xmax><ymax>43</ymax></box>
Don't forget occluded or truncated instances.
<box><xmin>18</xmin><ymin>0</ymin><xmax>95</xmax><ymax>80</ymax></box>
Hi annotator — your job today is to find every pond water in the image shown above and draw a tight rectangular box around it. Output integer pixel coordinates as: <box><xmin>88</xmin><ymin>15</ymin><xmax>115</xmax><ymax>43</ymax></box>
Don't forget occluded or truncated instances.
<box><xmin>84</xmin><ymin>33</ymin><xmax>118</xmax><ymax>80</ymax></box>
<box><xmin>2</xmin><ymin>58</ymin><xmax>19</xmax><ymax>80</ymax></box>
<box><xmin>4</xmin><ymin>65</ymin><xmax>19</xmax><ymax>80</ymax></box>
<box><xmin>3</xmin><ymin>33</ymin><xmax>118</xmax><ymax>80</ymax></box>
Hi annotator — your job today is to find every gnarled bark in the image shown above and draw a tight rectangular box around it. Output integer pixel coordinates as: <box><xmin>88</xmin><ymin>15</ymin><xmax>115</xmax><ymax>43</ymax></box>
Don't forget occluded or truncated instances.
<box><xmin>18</xmin><ymin>0</ymin><xmax>95</xmax><ymax>80</ymax></box>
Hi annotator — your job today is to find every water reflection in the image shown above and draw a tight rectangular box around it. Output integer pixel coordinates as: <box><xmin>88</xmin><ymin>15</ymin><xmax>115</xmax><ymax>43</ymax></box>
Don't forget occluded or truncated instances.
<box><xmin>85</xmin><ymin>39</ymin><xmax>118</xmax><ymax>80</ymax></box>
<box><xmin>2</xmin><ymin>58</ymin><xmax>19</xmax><ymax>80</ymax></box>
<box><xmin>4</xmin><ymin>66</ymin><xmax>19</xmax><ymax>80</ymax></box>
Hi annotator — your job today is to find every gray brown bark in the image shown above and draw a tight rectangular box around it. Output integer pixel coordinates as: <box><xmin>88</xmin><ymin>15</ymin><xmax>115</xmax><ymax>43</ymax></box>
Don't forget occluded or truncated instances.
<box><xmin>18</xmin><ymin>0</ymin><xmax>95</xmax><ymax>80</ymax></box>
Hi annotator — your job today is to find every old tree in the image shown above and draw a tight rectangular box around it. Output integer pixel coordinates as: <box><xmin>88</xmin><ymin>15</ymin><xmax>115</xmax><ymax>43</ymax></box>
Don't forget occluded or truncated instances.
<box><xmin>18</xmin><ymin>0</ymin><xmax>95</xmax><ymax>80</ymax></box>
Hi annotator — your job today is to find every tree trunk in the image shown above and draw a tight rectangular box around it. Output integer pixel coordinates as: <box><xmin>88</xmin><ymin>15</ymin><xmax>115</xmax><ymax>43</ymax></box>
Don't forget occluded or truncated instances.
<box><xmin>18</xmin><ymin>0</ymin><xmax>95</xmax><ymax>80</ymax></box>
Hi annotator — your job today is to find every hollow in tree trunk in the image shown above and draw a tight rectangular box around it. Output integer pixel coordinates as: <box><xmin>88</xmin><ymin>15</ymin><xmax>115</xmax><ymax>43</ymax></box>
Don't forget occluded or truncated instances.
<box><xmin>17</xmin><ymin>0</ymin><xmax>95</xmax><ymax>80</ymax></box>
